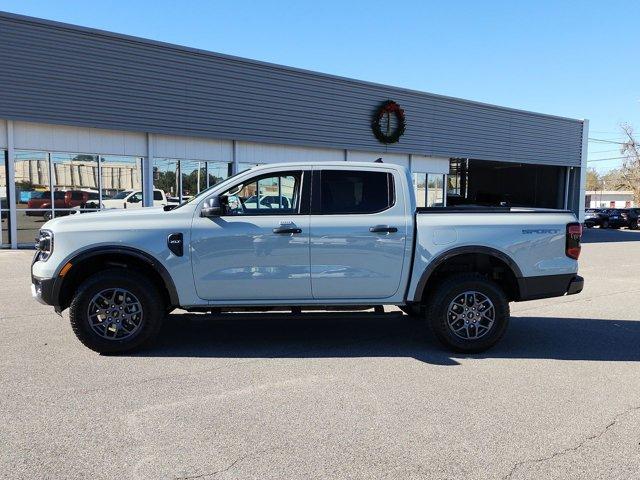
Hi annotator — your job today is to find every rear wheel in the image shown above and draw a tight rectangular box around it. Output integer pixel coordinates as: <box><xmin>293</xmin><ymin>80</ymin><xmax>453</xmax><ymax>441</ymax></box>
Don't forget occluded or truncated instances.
<box><xmin>69</xmin><ymin>269</ymin><xmax>165</xmax><ymax>354</ymax></box>
<box><xmin>601</xmin><ymin>219</ymin><xmax>609</xmax><ymax>229</ymax></box>
<box><xmin>425</xmin><ymin>273</ymin><xmax>509</xmax><ymax>353</ymax></box>
<box><xmin>629</xmin><ymin>220</ymin><xmax>639</xmax><ymax>230</ymax></box>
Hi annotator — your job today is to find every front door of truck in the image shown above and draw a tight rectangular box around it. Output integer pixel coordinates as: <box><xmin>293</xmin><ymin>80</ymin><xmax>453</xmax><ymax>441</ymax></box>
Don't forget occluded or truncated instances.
<box><xmin>309</xmin><ymin>168</ymin><xmax>408</xmax><ymax>300</ymax></box>
<box><xmin>191</xmin><ymin>169</ymin><xmax>312</xmax><ymax>301</ymax></box>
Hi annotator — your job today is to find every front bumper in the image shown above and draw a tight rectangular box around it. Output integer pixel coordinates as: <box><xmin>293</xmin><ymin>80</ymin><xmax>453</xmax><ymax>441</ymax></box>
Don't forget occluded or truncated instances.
<box><xmin>517</xmin><ymin>274</ymin><xmax>584</xmax><ymax>301</ymax></box>
<box><xmin>31</xmin><ymin>272</ymin><xmax>62</xmax><ymax>313</ymax></box>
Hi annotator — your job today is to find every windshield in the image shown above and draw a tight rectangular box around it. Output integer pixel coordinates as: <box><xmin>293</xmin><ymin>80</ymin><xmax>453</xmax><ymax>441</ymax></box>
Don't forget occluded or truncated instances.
<box><xmin>111</xmin><ymin>190</ymin><xmax>132</xmax><ymax>200</ymax></box>
<box><xmin>30</xmin><ymin>191</ymin><xmax>50</xmax><ymax>199</ymax></box>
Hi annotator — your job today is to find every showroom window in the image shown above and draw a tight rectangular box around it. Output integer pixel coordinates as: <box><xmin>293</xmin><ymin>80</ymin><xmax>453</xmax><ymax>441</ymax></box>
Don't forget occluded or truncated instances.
<box><xmin>153</xmin><ymin>159</ymin><xmax>230</xmax><ymax>203</ymax></box>
<box><xmin>413</xmin><ymin>173</ymin><xmax>446</xmax><ymax>207</ymax></box>
<box><xmin>13</xmin><ymin>151</ymin><xmax>49</xmax><ymax>246</ymax></box>
<box><xmin>1</xmin><ymin>151</ymin><xmax>8</xmax><ymax>247</ymax></box>
<box><xmin>99</xmin><ymin>155</ymin><xmax>143</xmax><ymax>209</ymax></box>
<box><xmin>413</xmin><ymin>173</ymin><xmax>427</xmax><ymax>208</ymax></box>
<box><xmin>51</xmin><ymin>153</ymin><xmax>100</xmax><ymax>219</ymax></box>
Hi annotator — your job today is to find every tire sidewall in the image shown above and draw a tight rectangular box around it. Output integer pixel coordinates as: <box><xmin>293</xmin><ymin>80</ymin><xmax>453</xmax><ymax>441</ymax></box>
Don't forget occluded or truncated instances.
<box><xmin>69</xmin><ymin>270</ymin><xmax>164</xmax><ymax>354</ymax></box>
<box><xmin>427</xmin><ymin>276</ymin><xmax>509</xmax><ymax>353</ymax></box>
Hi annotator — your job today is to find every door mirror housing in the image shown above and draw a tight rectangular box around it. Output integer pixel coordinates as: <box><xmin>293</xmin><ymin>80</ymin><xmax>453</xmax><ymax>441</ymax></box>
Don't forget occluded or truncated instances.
<box><xmin>201</xmin><ymin>195</ymin><xmax>224</xmax><ymax>217</ymax></box>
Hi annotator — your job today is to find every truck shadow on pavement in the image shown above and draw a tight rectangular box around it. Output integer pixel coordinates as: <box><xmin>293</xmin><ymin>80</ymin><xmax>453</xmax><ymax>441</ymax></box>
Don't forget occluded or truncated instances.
<box><xmin>132</xmin><ymin>312</ymin><xmax>640</xmax><ymax>366</ymax></box>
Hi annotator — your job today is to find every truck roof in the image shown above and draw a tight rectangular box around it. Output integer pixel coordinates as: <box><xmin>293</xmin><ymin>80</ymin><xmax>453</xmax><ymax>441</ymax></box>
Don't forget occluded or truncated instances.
<box><xmin>245</xmin><ymin>161</ymin><xmax>409</xmax><ymax>173</ymax></box>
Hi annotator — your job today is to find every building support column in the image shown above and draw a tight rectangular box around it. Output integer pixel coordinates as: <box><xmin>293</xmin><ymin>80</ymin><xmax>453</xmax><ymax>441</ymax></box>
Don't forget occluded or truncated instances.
<box><xmin>7</xmin><ymin>120</ymin><xmax>17</xmax><ymax>249</ymax></box>
<box><xmin>232</xmin><ymin>140</ymin><xmax>239</xmax><ymax>174</ymax></box>
<box><xmin>563</xmin><ymin>167</ymin><xmax>571</xmax><ymax>210</ymax></box>
<box><xmin>577</xmin><ymin>119</ymin><xmax>589</xmax><ymax>221</ymax></box>
<box><xmin>143</xmin><ymin>133</ymin><xmax>154</xmax><ymax>207</ymax></box>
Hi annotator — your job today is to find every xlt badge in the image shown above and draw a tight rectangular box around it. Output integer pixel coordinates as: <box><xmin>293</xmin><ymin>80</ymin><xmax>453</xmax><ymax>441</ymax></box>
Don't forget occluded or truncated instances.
<box><xmin>167</xmin><ymin>233</ymin><xmax>184</xmax><ymax>257</ymax></box>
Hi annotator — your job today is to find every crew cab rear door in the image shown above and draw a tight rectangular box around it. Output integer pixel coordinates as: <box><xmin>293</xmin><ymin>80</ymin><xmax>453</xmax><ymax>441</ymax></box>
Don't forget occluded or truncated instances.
<box><xmin>309</xmin><ymin>167</ymin><xmax>408</xmax><ymax>299</ymax></box>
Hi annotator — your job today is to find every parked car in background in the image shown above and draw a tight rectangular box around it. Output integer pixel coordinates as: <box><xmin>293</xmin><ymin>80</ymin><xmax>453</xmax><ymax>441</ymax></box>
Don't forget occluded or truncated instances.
<box><xmin>27</xmin><ymin>190</ymin><xmax>100</xmax><ymax>220</ymax></box>
<box><xmin>243</xmin><ymin>194</ymin><xmax>292</xmax><ymax>210</ymax></box>
<box><xmin>625</xmin><ymin>208</ymin><xmax>639</xmax><ymax>229</ymax></box>
<box><xmin>97</xmin><ymin>189</ymin><xmax>174</xmax><ymax>209</ymax></box>
<box><xmin>602</xmin><ymin>209</ymin><xmax>629</xmax><ymax>229</ymax></box>
<box><xmin>26</xmin><ymin>191</ymin><xmax>65</xmax><ymax>212</ymax></box>
<box><xmin>584</xmin><ymin>208</ymin><xmax>607</xmax><ymax>228</ymax></box>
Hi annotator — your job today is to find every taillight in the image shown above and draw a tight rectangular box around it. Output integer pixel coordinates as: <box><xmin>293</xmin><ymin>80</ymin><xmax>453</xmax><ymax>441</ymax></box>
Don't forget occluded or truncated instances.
<box><xmin>566</xmin><ymin>222</ymin><xmax>582</xmax><ymax>259</ymax></box>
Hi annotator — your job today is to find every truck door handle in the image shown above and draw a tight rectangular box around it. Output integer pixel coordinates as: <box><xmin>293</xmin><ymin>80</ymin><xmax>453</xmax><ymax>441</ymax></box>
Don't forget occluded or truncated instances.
<box><xmin>369</xmin><ymin>225</ymin><xmax>398</xmax><ymax>233</ymax></box>
<box><xmin>273</xmin><ymin>227</ymin><xmax>302</xmax><ymax>234</ymax></box>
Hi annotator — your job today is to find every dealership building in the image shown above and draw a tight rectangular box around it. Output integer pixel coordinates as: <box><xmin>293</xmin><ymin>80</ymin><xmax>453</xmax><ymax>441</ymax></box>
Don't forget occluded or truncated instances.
<box><xmin>0</xmin><ymin>12</ymin><xmax>587</xmax><ymax>248</ymax></box>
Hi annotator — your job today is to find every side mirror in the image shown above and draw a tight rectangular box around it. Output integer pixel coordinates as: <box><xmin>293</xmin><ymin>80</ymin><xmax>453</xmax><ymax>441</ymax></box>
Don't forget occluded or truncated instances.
<box><xmin>201</xmin><ymin>195</ymin><xmax>224</xmax><ymax>217</ymax></box>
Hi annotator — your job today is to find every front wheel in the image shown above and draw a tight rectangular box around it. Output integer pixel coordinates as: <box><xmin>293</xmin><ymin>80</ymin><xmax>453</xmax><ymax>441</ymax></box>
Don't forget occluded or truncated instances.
<box><xmin>69</xmin><ymin>269</ymin><xmax>165</xmax><ymax>354</ymax></box>
<box><xmin>425</xmin><ymin>273</ymin><xmax>510</xmax><ymax>353</ymax></box>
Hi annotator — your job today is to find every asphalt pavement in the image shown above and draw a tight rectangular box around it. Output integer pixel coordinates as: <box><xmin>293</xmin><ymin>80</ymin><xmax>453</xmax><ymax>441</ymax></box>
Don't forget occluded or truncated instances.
<box><xmin>1</xmin><ymin>227</ymin><xmax>639</xmax><ymax>479</ymax></box>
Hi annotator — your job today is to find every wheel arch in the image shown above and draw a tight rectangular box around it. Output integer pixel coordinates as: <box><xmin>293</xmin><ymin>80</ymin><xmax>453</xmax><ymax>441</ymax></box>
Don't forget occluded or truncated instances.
<box><xmin>53</xmin><ymin>246</ymin><xmax>179</xmax><ymax>312</ymax></box>
<box><xmin>412</xmin><ymin>246</ymin><xmax>523</xmax><ymax>303</ymax></box>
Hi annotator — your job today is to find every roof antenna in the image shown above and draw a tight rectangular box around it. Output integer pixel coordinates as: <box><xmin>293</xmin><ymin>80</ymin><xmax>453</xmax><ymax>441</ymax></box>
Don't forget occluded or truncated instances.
<box><xmin>374</xmin><ymin>157</ymin><xmax>383</xmax><ymax>163</ymax></box>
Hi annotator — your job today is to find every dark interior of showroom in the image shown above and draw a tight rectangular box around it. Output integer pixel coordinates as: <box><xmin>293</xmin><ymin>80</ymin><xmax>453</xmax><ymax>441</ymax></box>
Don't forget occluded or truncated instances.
<box><xmin>448</xmin><ymin>159</ymin><xmax>566</xmax><ymax>209</ymax></box>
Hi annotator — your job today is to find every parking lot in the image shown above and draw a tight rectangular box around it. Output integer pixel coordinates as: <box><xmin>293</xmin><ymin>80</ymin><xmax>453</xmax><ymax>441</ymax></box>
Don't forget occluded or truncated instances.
<box><xmin>1</xmin><ymin>227</ymin><xmax>639</xmax><ymax>480</ymax></box>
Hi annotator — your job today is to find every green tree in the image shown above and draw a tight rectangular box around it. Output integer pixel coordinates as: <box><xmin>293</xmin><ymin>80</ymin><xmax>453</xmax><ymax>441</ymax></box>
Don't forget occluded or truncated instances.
<box><xmin>586</xmin><ymin>168</ymin><xmax>603</xmax><ymax>191</ymax></box>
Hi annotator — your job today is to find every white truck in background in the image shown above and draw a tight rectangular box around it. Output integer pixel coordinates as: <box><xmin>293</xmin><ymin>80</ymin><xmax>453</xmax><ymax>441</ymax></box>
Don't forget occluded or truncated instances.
<box><xmin>31</xmin><ymin>162</ymin><xmax>583</xmax><ymax>354</ymax></box>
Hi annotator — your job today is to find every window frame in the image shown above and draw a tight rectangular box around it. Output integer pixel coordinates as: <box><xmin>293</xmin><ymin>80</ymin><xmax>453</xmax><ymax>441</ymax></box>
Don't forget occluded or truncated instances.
<box><xmin>311</xmin><ymin>169</ymin><xmax>396</xmax><ymax>215</ymax></box>
<box><xmin>215</xmin><ymin>170</ymin><xmax>309</xmax><ymax>217</ymax></box>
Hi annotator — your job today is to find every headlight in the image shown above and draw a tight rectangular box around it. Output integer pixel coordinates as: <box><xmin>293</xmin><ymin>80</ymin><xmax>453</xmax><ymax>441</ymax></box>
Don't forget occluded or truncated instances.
<box><xmin>35</xmin><ymin>229</ymin><xmax>54</xmax><ymax>261</ymax></box>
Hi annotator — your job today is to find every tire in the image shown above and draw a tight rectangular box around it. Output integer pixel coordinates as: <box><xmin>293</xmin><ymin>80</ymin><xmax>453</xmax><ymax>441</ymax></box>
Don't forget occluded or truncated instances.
<box><xmin>69</xmin><ymin>269</ymin><xmax>165</xmax><ymax>354</ymax></box>
<box><xmin>43</xmin><ymin>211</ymin><xmax>53</xmax><ymax>222</ymax></box>
<box><xmin>585</xmin><ymin>222</ymin><xmax>594</xmax><ymax>229</ymax></box>
<box><xmin>629</xmin><ymin>220</ymin><xmax>638</xmax><ymax>230</ymax></box>
<box><xmin>425</xmin><ymin>273</ymin><xmax>510</xmax><ymax>353</ymax></box>
<box><xmin>601</xmin><ymin>219</ymin><xmax>609</xmax><ymax>229</ymax></box>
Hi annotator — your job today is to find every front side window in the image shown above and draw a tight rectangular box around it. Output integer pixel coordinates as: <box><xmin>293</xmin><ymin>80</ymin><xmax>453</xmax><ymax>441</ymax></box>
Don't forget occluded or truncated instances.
<box><xmin>222</xmin><ymin>172</ymin><xmax>301</xmax><ymax>216</ymax></box>
<box><xmin>319</xmin><ymin>170</ymin><xmax>394</xmax><ymax>214</ymax></box>
<box><xmin>153</xmin><ymin>190</ymin><xmax>164</xmax><ymax>201</ymax></box>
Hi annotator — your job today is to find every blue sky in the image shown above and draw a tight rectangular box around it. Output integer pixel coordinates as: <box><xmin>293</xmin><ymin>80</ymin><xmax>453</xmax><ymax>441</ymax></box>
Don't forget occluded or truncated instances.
<box><xmin>1</xmin><ymin>0</ymin><xmax>638</xmax><ymax>172</ymax></box>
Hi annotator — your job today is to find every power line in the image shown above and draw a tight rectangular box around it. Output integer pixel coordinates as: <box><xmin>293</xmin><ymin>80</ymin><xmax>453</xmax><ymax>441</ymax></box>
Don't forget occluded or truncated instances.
<box><xmin>589</xmin><ymin>149</ymin><xmax>622</xmax><ymax>154</ymax></box>
<box><xmin>587</xmin><ymin>156</ymin><xmax>628</xmax><ymax>162</ymax></box>
<box><xmin>588</xmin><ymin>137</ymin><xmax>627</xmax><ymax>145</ymax></box>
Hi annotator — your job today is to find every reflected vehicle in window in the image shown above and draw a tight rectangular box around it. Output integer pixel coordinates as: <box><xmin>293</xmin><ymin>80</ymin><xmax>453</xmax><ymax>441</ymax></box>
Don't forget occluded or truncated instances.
<box><xmin>26</xmin><ymin>190</ymin><xmax>99</xmax><ymax>217</ymax></box>
<box><xmin>243</xmin><ymin>194</ymin><xmax>291</xmax><ymax>210</ymax></box>
<box><xmin>99</xmin><ymin>189</ymin><xmax>175</xmax><ymax>209</ymax></box>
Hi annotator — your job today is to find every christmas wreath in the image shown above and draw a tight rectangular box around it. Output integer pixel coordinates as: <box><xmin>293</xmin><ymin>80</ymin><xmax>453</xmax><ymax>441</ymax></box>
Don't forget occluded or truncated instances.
<box><xmin>371</xmin><ymin>100</ymin><xmax>406</xmax><ymax>144</ymax></box>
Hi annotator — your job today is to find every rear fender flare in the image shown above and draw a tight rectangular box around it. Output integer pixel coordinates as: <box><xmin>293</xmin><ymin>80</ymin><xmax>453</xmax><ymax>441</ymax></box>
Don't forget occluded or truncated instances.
<box><xmin>411</xmin><ymin>246</ymin><xmax>523</xmax><ymax>302</ymax></box>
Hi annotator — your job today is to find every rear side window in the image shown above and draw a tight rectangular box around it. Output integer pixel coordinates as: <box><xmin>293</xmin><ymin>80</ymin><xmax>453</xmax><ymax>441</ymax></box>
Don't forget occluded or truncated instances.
<box><xmin>153</xmin><ymin>191</ymin><xmax>164</xmax><ymax>200</ymax></box>
<box><xmin>319</xmin><ymin>170</ymin><xmax>394</xmax><ymax>214</ymax></box>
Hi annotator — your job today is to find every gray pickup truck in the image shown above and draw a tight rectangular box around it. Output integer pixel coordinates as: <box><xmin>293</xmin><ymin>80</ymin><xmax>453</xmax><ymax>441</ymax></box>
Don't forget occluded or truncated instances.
<box><xmin>32</xmin><ymin>162</ymin><xmax>583</xmax><ymax>354</ymax></box>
